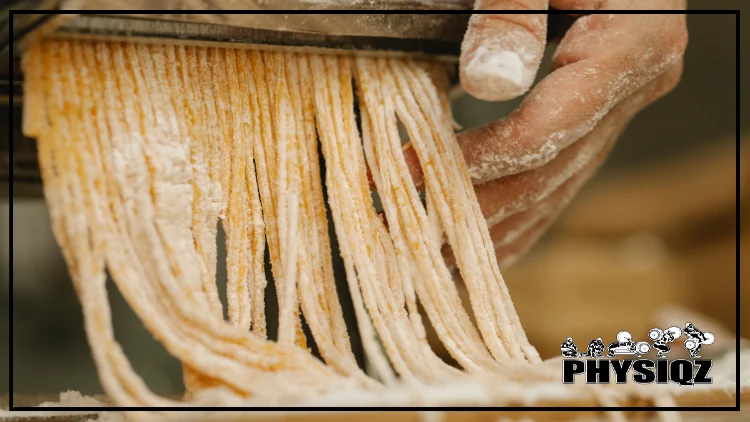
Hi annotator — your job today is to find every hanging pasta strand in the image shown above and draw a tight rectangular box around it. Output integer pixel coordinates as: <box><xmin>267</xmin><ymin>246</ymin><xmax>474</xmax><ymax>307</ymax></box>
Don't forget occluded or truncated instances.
<box><xmin>257</xmin><ymin>51</ymin><xmax>307</xmax><ymax>349</ymax></box>
<box><xmin>310</xmin><ymin>54</ymin><xmax>395</xmax><ymax>384</ymax></box>
<box><xmin>296</xmin><ymin>54</ymin><xmax>353</xmax><ymax>355</ymax></box>
<box><xmin>313</xmin><ymin>55</ymin><xmax>461</xmax><ymax>384</ymax></box>
<box><xmin>235</xmin><ymin>50</ymin><xmax>269</xmax><ymax>338</ymax></box>
<box><xmin>355</xmin><ymin>57</ymin><xmax>504</xmax><ymax>372</ymax></box>
<box><xmin>396</xmin><ymin>61</ymin><xmax>539</xmax><ymax>363</ymax></box>
<box><xmin>218</xmin><ymin>47</ymin><xmax>253</xmax><ymax>329</ymax></box>
<box><xmin>30</xmin><ymin>40</ymin><xmax>175</xmax><ymax>410</ymax></box>
<box><xmin>190</xmin><ymin>46</ymin><xmax>224</xmax><ymax>318</ymax></box>
<box><xmin>281</xmin><ymin>53</ymin><xmax>369</xmax><ymax>381</ymax></box>
<box><xmin>273</xmin><ymin>55</ymin><xmax>303</xmax><ymax>346</ymax></box>
<box><xmin>138</xmin><ymin>43</ymin><xmax>220</xmax><ymax>395</ymax></box>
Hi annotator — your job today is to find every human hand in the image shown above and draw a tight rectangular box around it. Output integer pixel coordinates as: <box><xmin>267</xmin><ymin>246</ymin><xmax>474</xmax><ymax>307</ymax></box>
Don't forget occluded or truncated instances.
<box><xmin>403</xmin><ymin>0</ymin><xmax>688</xmax><ymax>269</ymax></box>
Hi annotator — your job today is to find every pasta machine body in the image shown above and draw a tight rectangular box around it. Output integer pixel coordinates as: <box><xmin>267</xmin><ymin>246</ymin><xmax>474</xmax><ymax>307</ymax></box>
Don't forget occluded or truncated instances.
<box><xmin>1</xmin><ymin>0</ymin><xmax>473</xmax><ymax>198</ymax></box>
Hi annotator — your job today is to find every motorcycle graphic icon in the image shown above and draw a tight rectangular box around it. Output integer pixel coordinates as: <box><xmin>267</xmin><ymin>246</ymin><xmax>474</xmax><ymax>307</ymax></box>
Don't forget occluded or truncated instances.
<box><xmin>683</xmin><ymin>322</ymin><xmax>715</xmax><ymax>358</ymax></box>
<box><xmin>648</xmin><ymin>326</ymin><xmax>682</xmax><ymax>358</ymax></box>
<box><xmin>607</xmin><ymin>331</ymin><xmax>651</xmax><ymax>358</ymax></box>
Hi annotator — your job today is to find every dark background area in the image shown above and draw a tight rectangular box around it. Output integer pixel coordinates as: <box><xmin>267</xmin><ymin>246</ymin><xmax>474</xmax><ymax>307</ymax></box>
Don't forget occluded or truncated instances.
<box><xmin>1</xmin><ymin>8</ymin><xmax>743</xmax><ymax>398</ymax></box>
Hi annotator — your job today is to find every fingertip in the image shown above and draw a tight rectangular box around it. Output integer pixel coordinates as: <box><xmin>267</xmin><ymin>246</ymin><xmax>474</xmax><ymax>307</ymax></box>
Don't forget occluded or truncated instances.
<box><xmin>460</xmin><ymin>42</ymin><xmax>537</xmax><ymax>102</ymax></box>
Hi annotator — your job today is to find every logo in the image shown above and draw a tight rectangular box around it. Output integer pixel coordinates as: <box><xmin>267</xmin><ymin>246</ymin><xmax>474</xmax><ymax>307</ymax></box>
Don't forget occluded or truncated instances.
<box><xmin>561</xmin><ymin>322</ymin><xmax>714</xmax><ymax>386</ymax></box>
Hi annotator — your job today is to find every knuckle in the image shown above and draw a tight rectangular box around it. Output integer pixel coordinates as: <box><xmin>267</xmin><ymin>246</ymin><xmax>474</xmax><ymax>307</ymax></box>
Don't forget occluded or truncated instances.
<box><xmin>642</xmin><ymin>60</ymin><xmax>684</xmax><ymax>105</ymax></box>
<box><xmin>550</xmin><ymin>42</ymin><xmax>585</xmax><ymax>69</ymax></box>
<box><xmin>674</xmin><ymin>23</ymin><xmax>689</xmax><ymax>54</ymax></box>
<box><xmin>635</xmin><ymin>16</ymin><xmax>687</xmax><ymax>82</ymax></box>
<box><xmin>471</xmin><ymin>13</ymin><xmax>547</xmax><ymax>42</ymax></box>
<box><xmin>663</xmin><ymin>16</ymin><xmax>689</xmax><ymax>58</ymax></box>
<box><xmin>471</xmin><ymin>1</ymin><xmax>548</xmax><ymax>40</ymax></box>
<box><xmin>658</xmin><ymin>61</ymin><xmax>684</xmax><ymax>96</ymax></box>
<box><xmin>666</xmin><ymin>15</ymin><xmax>688</xmax><ymax>48</ymax></box>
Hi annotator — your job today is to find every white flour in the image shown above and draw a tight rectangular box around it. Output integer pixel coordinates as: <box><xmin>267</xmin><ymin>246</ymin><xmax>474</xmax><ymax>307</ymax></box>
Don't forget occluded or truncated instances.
<box><xmin>460</xmin><ymin>11</ymin><xmax>544</xmax><ymax>102</ymax></box>
<box><xmin>0</xmin><ymin>391</ymin><xmax>122</xmax><ymax>421</ymax></box>
<box><xmin>463</xmin><ymin>47</ymin><xmax>532</xmax><ymax>100</ymax></box>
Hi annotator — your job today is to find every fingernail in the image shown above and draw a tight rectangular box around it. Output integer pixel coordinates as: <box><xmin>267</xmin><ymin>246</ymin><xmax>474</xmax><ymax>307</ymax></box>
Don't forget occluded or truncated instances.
<box><xmin>463</xmin><ymin>45</ymin><xmax>535</xmax><ymax>102</ymax></box>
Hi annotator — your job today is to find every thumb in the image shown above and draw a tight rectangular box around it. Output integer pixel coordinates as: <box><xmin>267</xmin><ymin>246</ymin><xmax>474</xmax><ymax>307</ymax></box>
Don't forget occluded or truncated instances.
<box><xmin>460</xmin><ymin>0</ymin><xmax>548</xmax><ymax>102</ymax></box>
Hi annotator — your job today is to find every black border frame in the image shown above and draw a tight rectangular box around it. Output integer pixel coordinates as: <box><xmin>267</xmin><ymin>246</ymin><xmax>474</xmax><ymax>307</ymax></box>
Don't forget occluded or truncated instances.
<box><xmin>6</xmin><ymin>7</ymin><xmax>742</xmax><ymax>415</ymax></box>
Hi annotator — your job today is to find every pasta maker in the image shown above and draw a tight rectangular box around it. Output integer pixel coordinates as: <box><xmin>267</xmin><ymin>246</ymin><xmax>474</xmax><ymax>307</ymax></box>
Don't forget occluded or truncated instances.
<box><xmin>1</xmin><ymin>0</ymin><xmax>473</xmax><ymax>198</ymax></box>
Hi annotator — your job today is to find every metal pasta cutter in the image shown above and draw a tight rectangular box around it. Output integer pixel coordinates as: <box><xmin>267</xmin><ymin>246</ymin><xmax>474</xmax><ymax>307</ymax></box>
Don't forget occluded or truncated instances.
<box><xmin>1</xmin><ymin>0</ymin><xmax>473</xmax><ymax>198</ymax></box>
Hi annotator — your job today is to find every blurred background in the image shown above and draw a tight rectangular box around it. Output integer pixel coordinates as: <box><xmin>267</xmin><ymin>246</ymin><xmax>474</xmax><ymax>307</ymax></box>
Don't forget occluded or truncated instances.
<box><xmin>1</xmin><ymin>8</ymin><xmax>745</xmax><ymax>399</ymax></box>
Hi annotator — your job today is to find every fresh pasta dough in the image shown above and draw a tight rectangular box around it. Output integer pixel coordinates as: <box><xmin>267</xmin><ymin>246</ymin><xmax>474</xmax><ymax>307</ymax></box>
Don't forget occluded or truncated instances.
<box><xmin>21</xmin><ymin>38</ymin><xmax>681</xmax><ymax>420</ymax></box>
